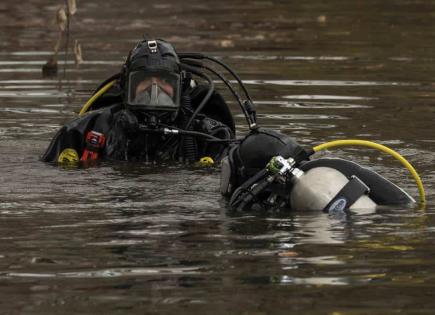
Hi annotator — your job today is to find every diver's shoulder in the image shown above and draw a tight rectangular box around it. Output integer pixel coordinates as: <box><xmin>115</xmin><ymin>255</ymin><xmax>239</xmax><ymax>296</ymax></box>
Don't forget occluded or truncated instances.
<box><xmin>65</xmin><ymin>103</ymin><xmax>123</xmax><ymax>127</ymax></box>
<box><xmin>79</xmin><ymin>103</ymin><xmax>123</xmax><ymax>118</ymax></box>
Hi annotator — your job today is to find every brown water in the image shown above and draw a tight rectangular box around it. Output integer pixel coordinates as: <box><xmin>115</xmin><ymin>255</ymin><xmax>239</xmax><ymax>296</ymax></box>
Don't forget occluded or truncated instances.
<box><xmin>1</xmin><ymin>0</ymin><xmax>435</xmax><ymax>314</ymax></box>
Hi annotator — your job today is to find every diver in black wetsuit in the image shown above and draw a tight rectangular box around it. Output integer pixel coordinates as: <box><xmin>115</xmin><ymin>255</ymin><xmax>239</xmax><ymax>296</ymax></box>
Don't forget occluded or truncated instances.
<box><xmin>42</xmin><ymin>37</ymin><xmax>421</xmax><ymax>211</ymax></box>
<box><xmin>42</xmin><ymin>38</ymin><xmax>244</xmax><ymax>164</ymax></box>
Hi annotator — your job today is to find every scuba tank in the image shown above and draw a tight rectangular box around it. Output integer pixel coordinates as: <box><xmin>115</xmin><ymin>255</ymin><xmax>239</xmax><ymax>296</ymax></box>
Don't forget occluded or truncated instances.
<box><xmin>289</xmin><ymin>167</ymin><xmax>377</xmax><ymax>211</ymax></box>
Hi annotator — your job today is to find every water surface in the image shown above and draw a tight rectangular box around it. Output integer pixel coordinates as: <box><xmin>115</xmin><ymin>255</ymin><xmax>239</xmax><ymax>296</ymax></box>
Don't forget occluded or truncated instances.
<box><xmin>1</xmin><ymin>0</ymin><xmax>435</xmax><ymax>314</ymax></box>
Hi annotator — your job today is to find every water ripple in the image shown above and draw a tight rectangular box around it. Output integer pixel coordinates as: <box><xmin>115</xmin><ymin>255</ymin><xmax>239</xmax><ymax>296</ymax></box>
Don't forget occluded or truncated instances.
<box><xmin>243</xmin><ymin>79</ymin><xmax>418</xmax><ymax>87</ymax></box>
<box><xmin>1</xmin><ymin>266</ymin><xmax>204</xmax><ymax>279</ymax></box>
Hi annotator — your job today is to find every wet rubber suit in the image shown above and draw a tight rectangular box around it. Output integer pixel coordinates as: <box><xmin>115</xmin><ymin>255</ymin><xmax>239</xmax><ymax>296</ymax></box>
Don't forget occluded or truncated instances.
<box><xmin>42</xmin><ymin>85</ymin><xmax>234</xmax><ymax>163</ymax></box>
<box><xmin>42</xmin><ymin>39</ymin><xmax>235</xmax><ymax>164</ymax></box>
<box><xmin>220</xmin><ymin>128</ymin><xmax>416</xmax><ymax>212</ymax></box>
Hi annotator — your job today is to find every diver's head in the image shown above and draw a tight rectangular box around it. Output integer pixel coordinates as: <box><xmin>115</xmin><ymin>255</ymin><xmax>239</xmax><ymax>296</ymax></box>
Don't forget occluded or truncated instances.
<box><xmin>122</xmin><ymin>38</ymin><xmax>181</xmax><ymax>122</ymax></box>
<box><xmin>220</xmin><ymin>128</ymin><xmax>307</xmax><ymax>196</ymax></box>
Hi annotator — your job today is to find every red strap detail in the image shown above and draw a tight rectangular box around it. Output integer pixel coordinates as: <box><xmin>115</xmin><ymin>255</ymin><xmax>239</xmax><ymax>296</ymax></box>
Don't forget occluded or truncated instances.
<box><xmin>81</xmin><ymin>149</ymin><xmax>100</xmax><ymax>161</ymax></box>
<box><xmin>81</xmin><ymin>130</ymin><xmax>106</xmax><ymax>161</ymax></box>
<box><xmin>85</xmin><ymin>131</ymin><xmax>106</xmax><ymax>150</ymax></box>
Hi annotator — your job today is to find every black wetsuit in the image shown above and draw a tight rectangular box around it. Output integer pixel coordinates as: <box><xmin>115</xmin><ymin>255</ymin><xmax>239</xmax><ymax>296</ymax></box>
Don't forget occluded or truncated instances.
<box><xmin>42</xmin><ymin>86</ymin><xmax>235</xmax><ymax>163</ymax></box>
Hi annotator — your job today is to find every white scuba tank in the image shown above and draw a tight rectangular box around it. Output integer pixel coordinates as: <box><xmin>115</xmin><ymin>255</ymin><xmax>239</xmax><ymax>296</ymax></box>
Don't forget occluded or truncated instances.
<box><xmin>290</xmin><ymin>167</ymin><xmax>377</xmax><ymax>211</ymax></box>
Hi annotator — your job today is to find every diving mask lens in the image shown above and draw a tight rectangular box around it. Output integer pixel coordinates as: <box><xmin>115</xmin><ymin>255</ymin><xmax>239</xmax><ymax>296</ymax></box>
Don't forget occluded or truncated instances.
<box><xmin>127</xmin><ymin>71</ymin><xmax>180</xmax><ymax>110</ymax></box>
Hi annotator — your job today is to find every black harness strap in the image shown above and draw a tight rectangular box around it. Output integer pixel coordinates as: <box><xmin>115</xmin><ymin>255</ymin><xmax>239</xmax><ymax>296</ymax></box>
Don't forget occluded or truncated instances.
<box><xmin>324</xmin><ymin>176</ymin><xmax>370</xmax><ymax>212</ymax></box>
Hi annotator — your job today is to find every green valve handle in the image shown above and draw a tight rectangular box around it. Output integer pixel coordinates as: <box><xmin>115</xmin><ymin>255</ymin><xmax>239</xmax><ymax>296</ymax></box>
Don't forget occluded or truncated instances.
<box><xmin>267</xmin><ymin>156</ymin><xmax>283</xmax><ymax>174</ymax></box>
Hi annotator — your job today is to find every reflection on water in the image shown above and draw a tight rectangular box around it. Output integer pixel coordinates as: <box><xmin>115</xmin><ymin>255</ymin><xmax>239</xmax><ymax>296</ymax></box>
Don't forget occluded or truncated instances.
<box><xmin>1</xmin><ymin>0</ymin><xmax>435</xmax><ymax>313</ymax></box>
<box><xmin>244</xmin><ymin>79</ymin><xmax>417</xmax><ymax>86</ymax></box>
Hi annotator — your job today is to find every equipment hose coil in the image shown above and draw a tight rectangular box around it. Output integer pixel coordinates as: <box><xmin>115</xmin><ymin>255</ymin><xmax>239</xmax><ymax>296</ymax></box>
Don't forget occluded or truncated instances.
<box><xmin>312</xmin><ymin>139</ymin><xmax>426</xmax><ymax>205</ymax></box>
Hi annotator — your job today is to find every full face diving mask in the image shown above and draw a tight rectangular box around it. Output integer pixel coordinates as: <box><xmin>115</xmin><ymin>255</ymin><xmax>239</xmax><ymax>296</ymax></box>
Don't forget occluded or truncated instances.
<box><xmin>124</xmin><ymin>39</ymin><xmax>182</xmax><ymax>114</ymax></box>
<box><xmin>127</xmin><ymin>70</ymin><xmax>180</xmax><ymax>111</ymax></box>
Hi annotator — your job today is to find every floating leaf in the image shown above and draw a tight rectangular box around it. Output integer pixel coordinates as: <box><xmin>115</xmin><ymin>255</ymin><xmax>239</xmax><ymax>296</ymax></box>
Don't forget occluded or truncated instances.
<box><xmin>74</xmin><ymin>40</ymin><xmax>83</xmax><ymax>65</ymax></box>
<box><xmin>220</xmin><ymin>39</ymin><xmax>234</xmax><ymax>48</ymax></box>
<box><xmin>68</xmin><ymin>0</ymin><xmax>77</xmax><ymax>16</ymax></box>
<box><xmin>56</xmin><ymin>8</ymin><xmax>67</xmax><ymax>32</ymax></box>
<box><xmin>317</xmin><ymin>15</ymin><xmax>327</xmax><ymax>24</ymax></box>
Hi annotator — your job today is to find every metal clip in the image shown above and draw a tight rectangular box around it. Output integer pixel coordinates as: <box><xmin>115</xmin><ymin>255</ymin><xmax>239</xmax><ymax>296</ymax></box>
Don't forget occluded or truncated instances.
<box><xmin>148</xmin><ymin>40</ymin><xmax>158</xmax><ymax>53</ymax></box>
<box><xmin>163</xmin><ymin>128</ymin><xmax>179</xmax><ymax>135</ymax></box>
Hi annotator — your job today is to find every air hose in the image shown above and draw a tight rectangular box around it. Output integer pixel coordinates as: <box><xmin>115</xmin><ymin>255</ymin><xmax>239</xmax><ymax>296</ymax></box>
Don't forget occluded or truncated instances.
<box><xmin>180</xmin><ymin>95</ymin><xmax>198</xmax><ymax>162</ymax></box>
<box><xmin>312</xmin><ymin>139</ymin><xmax>426</xmax><ymax>205</ymax></box>
<box><xmin>78</xmin><ymin>79</ymin><xmax>117</xmax><ymax>116</ymax></box>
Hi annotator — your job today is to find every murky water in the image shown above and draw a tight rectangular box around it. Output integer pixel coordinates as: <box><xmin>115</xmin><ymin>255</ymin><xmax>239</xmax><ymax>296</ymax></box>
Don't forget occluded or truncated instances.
<box><xmin>1</xmin><ymin>0</ymin><xmax>435</xmax><ymax>313</ymax></box>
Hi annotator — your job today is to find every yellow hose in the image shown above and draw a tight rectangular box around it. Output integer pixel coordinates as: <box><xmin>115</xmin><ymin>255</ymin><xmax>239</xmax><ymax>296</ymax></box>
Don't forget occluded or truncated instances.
<box><xmin>78</xmin><ymin>80</ymin><xmax>117</xmax><ymax>116</ymax></box>
<box><xmin>313</xmin><ymin>139</ymin><xmax>426</xmax><ymax>205</ymax></box>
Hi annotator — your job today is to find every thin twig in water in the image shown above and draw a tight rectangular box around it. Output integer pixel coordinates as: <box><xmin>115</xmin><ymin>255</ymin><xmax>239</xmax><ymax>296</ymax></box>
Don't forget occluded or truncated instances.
<box><xmin>62</xmin><ymin>0</ymin><xmax>71</xmax><ymax>91</ymax></box>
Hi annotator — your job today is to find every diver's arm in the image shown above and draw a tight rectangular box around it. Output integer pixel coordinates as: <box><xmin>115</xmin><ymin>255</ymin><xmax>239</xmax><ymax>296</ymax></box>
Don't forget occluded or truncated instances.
<box><xmin>41</xmin><ymin>113</ymin><xmax>100</xmax><ymax>163</ymax></box>
<box><xmin>42</xmin><ymin>104</ymin><xmax>121</xmax><ymax>164</ymax></box>
<box><xmin>41</xmin><ymin>126</ymin><xmax>75</xmax><ymax>163</ymax></box>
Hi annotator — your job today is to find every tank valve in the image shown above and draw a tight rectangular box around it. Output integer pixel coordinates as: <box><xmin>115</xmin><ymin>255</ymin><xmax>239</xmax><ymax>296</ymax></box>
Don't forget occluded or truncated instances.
<box><xmin>267</xmin><ymin>155</ymin><xmax>304</xmax><ymax>179</ymax></box>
